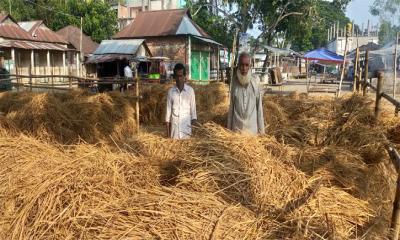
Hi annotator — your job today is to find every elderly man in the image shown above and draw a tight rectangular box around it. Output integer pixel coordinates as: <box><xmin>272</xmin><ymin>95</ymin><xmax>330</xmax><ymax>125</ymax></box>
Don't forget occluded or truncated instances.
<box><xmin>227</xmin><ymin>52</ymin><xmax>265</xmax><ymax>135</ymax></box>
<box><xmin>165</xmin><ymin>63</ymin><xmax>198</xmax><ymax>140</ymax></box>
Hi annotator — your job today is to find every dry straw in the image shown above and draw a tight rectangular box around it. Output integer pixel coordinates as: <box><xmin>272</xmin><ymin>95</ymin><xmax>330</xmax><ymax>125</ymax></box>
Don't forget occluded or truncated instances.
<box><xmin>0</xmin><ymin>85</ymin><xmax>399</xmax><ymax>239</ymax></box>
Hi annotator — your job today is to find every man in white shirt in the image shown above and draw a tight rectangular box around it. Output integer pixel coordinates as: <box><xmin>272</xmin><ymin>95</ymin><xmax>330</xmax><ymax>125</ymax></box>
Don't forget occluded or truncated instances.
<box><xmin>122</xmin><ymin>63</ymin><xmax>133</xmax><ymax>92</ymax></box>
<box><xmin>165</xmin><ymin>63</ymin><xmax>197</xmax><ymax>140</ymax></box>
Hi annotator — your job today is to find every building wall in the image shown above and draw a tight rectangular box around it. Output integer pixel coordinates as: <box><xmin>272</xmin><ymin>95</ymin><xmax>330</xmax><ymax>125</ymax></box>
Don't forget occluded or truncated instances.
<box><xmin>145</xmin><ymin>36</ymin><xmax>187</xmax><ymax>63</ymax></box>
<box><xmin>327</xmin><ymin>36</ymin><xmax>379</xmax><ymax>55</ymax></box>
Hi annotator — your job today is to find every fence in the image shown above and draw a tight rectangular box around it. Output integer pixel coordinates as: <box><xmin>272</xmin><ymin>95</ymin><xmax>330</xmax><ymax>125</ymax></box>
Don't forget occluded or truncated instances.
<box><xmin>359</xmin><ymin>68</ymin><xmax>400</xmax><ymax>240</ymax></box>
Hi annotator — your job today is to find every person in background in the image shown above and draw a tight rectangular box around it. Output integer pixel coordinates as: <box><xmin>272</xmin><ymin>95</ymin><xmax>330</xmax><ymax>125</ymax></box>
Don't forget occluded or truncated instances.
<box><xmin>227</xmin><ymin>52</ymin><xmax>265</xmax><ymax>135</ymax></box>
<box><xmin>159</xmin><ymin>59</ymin><xmax>167</xmax><ymax>83</ymax></box>
<box><xmin>165</xmin><ymin>63</ymin><xmax>197</xmax><ymax>140</ymax></box>
<box><xmin>122</xmin><ymin>62</ymin><xmax>132</xmax><ymax>92</ymax></box>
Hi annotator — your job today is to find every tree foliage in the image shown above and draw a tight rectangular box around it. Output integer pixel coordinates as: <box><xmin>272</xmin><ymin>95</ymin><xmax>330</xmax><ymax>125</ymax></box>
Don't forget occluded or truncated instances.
<box><xmin>370</xmin><ymin>0</ymin><xmax>400</xmax><ymax>44</ymax></box>
<box><xmin>186</xmin><ymin>0</ymin><xmax>235</xmax><ymax>48</ymax></box>
<box><xmin>0</xmin><ymin>0</ymin><xmax>118</xmax><ymax>42</ymax></box>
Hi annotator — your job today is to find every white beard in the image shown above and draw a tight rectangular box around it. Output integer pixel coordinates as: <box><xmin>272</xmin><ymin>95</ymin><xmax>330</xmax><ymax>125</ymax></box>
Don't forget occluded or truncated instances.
<box><xmin>236</xmin><ymin>69</ymin><xmax>251</xmax><ymax>86</ymax></box>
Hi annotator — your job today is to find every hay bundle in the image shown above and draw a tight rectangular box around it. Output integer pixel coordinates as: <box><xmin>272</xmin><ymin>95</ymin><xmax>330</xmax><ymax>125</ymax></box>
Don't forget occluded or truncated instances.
<box><xmin>177</xmin><ymin>123</ymin><xmax>308</xmax><ymax>213</ymax></box>
<box><xmin>139</xmin><ymin>83</ymin><xmax>229</xmax><ymax>125</ymax></box>
<box><xmin>388</xmin><ymin>123</ymin><xmax>400</xmax><ymax>144</ymax></box>
<box><xmin>0</xmin><ymin>134</ymin><xmax>265</xmax><ymax>240</ymax></box>
<box><xmin>323</xmin><ymin>95</ymin><xmax>388</xmax><ymax>163</ymax></box>
<box><xmin>282</xmin><ymin>186</ymin><xmax>374</xmax><ymax>239</ymax></box>
<box><xmin>263</xmin><ymin>95</ymin><xmax>334</xmax><ymax>145</ymax></box>
<box><xmin>139</xmin><ymin>84</ymin><xmax>171</xmax><ymax>124</ymax></box>
<box><xmin>0</xmin><ymin>91</ymin><xmax>137</xmax><ymax>144</ymax></box>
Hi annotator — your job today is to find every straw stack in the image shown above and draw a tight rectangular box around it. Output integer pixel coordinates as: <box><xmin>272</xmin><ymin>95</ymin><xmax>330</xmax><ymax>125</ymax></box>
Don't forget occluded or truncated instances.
<box><xmin>0</xmin><ymin>90</ymin><xmax>137</xmax><ymax>144</ymax></box>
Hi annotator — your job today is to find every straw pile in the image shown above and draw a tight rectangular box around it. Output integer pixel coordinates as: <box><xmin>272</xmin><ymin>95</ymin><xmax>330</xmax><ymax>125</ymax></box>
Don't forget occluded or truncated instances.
<box><xmin>0</xmin><ymin>133</ymin><xmax>266</xmax><ymax>239</ymax></box>
<box><xmin>0</xmin><ymin>87</ymin><xmax>399</xmax><ymax>239</ymax></box>
<box><xmin>0</xmin><ymin>90</ymin><xmax>137</xmax><ymax>144</ymax></box>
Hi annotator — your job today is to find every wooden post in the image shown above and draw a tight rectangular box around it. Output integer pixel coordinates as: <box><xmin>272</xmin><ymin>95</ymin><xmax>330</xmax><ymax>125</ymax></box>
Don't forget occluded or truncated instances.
<box><xmin>51</xmin><ymin>64</ymin><xmax>54</xmax><ymax>93</ymax></box>
<box><xmin>217</xmin><ymin>46</ymin><xmax>220</xmax><ymax>82</ymax></box>
<box><xmin>394</xmin><ymin>32</ymin><xmax>399</xmax><ymax>99</ymax></box>
<box><xmin>229</xmin><ymin>28</ymin><xmax>239</xmax><ymax>94</ymax></box>
<box><xmin>29</xmin><ymin>65</ymin><xmax>32</xmax><ymax>92</ymax></box>
<box><xmin>391</xmin><ymin>176</ymin><xmax>400</xmax><ymax>240</ymax></box>
<box><xmin>358</xmin><ymin>66</ymin><xmax>363</xmax><ymax>92</ymax></box>
<box><xmin>388</xmin><ymin>147</ymin><xmax>400</xmax><ymax>240</ymax></box>
<box><xmin>338</xmin><ymin>29</ymin><xmax>349</xmax><ymax>97</ymax></box>
<box><xmin>363</xmin><ymin>50</ymin><xmax>369</xmax><ymax>96</ymax></box>
<box><xmin>135</xmin><ymin>68</ymin><xmax>140</xmax><ymax>134</ymax></box>
<box><xmin>375</xmin><ymin>71</ymin><xmax>384</xmax><ymax>120</ymax></box>
<box><xmin>353</xmin><ymin>39</ymin><xmax>360</xmax><ymax>92</ymax></box>
<box><xmin>306</xmin><ymin>60</ymin><xmax>310</xmax><ymax>93</ymax></box>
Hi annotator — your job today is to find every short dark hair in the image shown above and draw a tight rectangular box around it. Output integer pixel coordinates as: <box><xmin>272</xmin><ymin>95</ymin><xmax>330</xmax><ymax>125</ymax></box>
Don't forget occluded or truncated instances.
<box><xmin>173</xmin><ymin>63</ymin><xmax>186</xmax><ymax>76</ymax></box>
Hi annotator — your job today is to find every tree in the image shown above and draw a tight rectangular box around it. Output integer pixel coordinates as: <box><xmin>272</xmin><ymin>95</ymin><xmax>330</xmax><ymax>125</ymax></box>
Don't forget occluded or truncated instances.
<box><xmin>288</xmin><ymin>0</ymin><xmax>350</xmax><ymax>51</ymax></box>
<box><xmin>0</xmin><ymin>0</ymin><xmax>118</xmax><ymax>42</ymax></box>
<box><xmin>0</xmin><ymin>0</ymin><xmax>36</xmax><ymax>21</ymax></box>
<box><xmin>186</xmin><ymin>0</ymin><xmax>235</xmax><ymax>48</ymax></box>
<box><xmin>370</xmin><ymin>0</ymin><xmax>400</xmax><ymax>44</ymax></box>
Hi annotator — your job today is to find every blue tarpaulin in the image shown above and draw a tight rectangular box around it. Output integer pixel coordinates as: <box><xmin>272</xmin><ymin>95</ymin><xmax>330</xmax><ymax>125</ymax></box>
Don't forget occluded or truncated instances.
<box><xmin>303</xmin><ymin>48</ymin><xmax>344</xmax><ymax>64</ymax></box>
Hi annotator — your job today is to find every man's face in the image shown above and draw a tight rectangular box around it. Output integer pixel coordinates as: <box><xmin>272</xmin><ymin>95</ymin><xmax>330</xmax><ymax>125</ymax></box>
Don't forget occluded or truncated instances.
<box><xmin>174</xmin><ymin>69</ymin><xmax>185</xmax><ymax>87</ymax></box>
<box><xmin>239</xmin><ymin>56</ymin><xmax>251</xmax><ymax>76</ymax></box>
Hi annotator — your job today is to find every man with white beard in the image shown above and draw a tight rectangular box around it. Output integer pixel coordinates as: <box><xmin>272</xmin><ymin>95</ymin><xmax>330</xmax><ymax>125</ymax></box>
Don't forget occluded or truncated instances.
<box><xmin>227</xmin><ymin>52</ymin><xmax>265</xmax><ymax>135</ymax></box>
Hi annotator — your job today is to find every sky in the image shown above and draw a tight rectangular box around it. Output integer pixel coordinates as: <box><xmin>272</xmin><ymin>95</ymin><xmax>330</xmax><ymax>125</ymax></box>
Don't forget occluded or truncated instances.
<box><xmin>345</xmin><ymin>0</ymin><xmax>379</xmax><ymax>26</ymax></box>
<box><xmin>248</xmin><ymin>0</ymin><xmax>380</xmax><ymax>37</ymax></box>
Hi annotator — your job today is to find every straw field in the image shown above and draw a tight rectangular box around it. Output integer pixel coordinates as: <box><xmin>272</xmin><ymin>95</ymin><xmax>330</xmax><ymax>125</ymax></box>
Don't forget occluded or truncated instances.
<box><xmin>0</xmin><ymin>83</ymin><xmax>399</xmax><ymax>239</ymax></box>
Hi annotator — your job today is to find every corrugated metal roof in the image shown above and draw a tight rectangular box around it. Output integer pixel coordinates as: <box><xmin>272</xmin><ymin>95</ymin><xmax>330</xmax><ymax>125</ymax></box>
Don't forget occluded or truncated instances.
<box><xmin>19</xmin><ymin>20</ymin><xmax>42</xmax><ymax>33</ymax></box>
<box><xmin>18</xmin><ymin>21</ymin><xmax>68</xmax><ymax>44</ymax></box>
<box><xmin>56</xmin><ymin>25</ymin><xmax>99</xmax><ymax>55</ymax></box>
<box><xmin>86</xmin><ymin>54</ymin><xmax>131</xmax><ymax>64</ymax></box>
<box><xmin>114</xmin><ymin>8</ymin><xmax>210</xmax><ymax>39</ymax></box>
<box><xmin>93</xmin><ymin>39</ymin><xmax>145</xmax><ymax>55</ymax></box>
<box><xmin>0</xmin><ymin>14</ymin><xmax>8</xmax><ymax>23</ymax></box>
<box><xmin>0</xmin><ymin>40</ymin><xmax>69</xmax><ymax>51</ymax></box>
<box><xmin>192</xmin><ymin>36</ymin><xmax>222</xmax><ymax>46</ymax></box>
<box><xmin>0</xmin><ymin>15</ymin><xmax>34</xmax><ymax>41</ymax></box>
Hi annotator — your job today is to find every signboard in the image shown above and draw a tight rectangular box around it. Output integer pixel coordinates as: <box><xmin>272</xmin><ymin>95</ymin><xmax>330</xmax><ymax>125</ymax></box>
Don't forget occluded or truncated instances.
<box><xmin>239</xmin><ymin>32</ymin><xmax>250</xmax><ymax>53</ymax></box>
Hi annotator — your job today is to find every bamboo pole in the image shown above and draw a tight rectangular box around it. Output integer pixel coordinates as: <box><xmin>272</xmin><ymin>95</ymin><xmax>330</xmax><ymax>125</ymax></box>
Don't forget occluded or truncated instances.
<box><xmin>375</xmin><ymin>71</ymin><xmax>384</xmax><ymax>121</ymax></box>
<box><xmin>135</xmin><ymin>67</ymin><xmax>140</xmax><ymax>134</ymax></box>
<box><xmin>363</xmin><ymin>50</ymin><xmax>369</xmax><ymax>96</ymax></box>
<box><xmin>388</xmin><ymin>146</ymin><xmax>400</xmax><ymax>240</ymax></box>
<box><xmin>29</xmin><ymin>65</ymin><xmax>32</xmax><ymax>92</ymax></box>
<box><xmin>229</xmin><ymin>28</ymin><xmax>239</xmax><ymax>94</ymax></box>
<box><xmin>338</xmin><ymin>25</ymin><xmax>350</xmax><ymax>97</ymax></box>
<box><xmin>394</xmin><ymin>32</ymin><xmax>399</xmax><ymax>99</ymax></box>
<box><xmin>353</xmin><ymin>47</ymin><xmax>360</xmax><ymax>92</ymax></box>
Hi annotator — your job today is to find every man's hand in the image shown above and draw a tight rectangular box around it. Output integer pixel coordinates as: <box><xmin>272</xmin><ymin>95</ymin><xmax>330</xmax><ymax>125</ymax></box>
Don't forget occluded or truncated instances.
<box><xmin>191</xmin><ymin>119</ymin><xmax>200</xmax><ymax>127</ymax></box>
